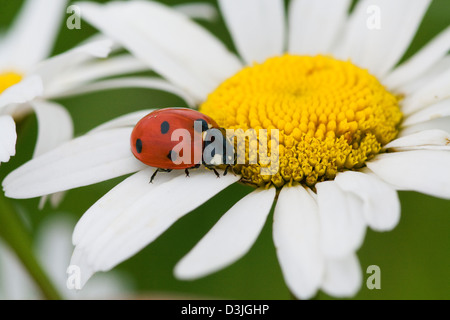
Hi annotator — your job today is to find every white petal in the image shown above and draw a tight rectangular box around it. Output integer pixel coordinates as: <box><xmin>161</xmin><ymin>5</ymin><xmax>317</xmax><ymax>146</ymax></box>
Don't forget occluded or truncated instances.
<box><xmin>73</xmin><ymin>168</ymin><xmax>166</xmax><ymax>246</ymax></box>
<box><xmin>398</xmin><ymin>56</ymin><xmax>450</xmax><ymax>96</ymax></box>
<box><xmin>174</xmin><ymin>188</ymin><xmax>275</xmax><ymax>280</ymax></box>
<box><xmin>174</xmin><ymin>3</ymin><xmax>218</xmax><ymax>21</ymax></box>
<box><xmin>70</xmin><ymin>168</ymin><xmax>175</xmax><ymax>288</ymax></box>
<box><xmin>51</xmin><ymin>77</ymin><xmax>196</xmax><ymax>108</ymax></box>
<box><xmin>0</xmin><ymin>115</ymin><xmax>17</xmax><ymax>164</ymax></box>
<box><xmin>30</xmin><ymin>101</ymin><xmax>73</xmax><ymax>209</ymax></box>
<box><xmin>401</xmin><ymin>68</ymin><xmax>450</xmax><ymax>115</ymax></box>
<box><xmin>0</xmin><ymin>0</ymin><xmax>68</xmax><ymax>71</ymax></box>
<box><xmin>402</xmin><ymin>98</ymin><xmax>450</xmax><ymax>126</ymax></box>
<box><xmin>384</xmin><ymin>26</ymin><xmax>450</xmax><ymax>90</ymax></box>
<box><xmin>30</xmin><ymin>100</ymin><xmax>74</xmax><ymax>158</ymax></box>
<box><xmin>335</xmin><ymin>171</ymin><xmax>400</xmax><ymax>232</ymax></box>
<box><xmin>39</xmin><ymin>192</ymin><xmax>67</xmax><ymax>210</ymax></box>
<box><xmin>316</xmin><ymin>181</ymin><xmax>366</xmax><ymax>259</ymax></box>
<box><xmin>53</xmin><ymin>54</ymin><xmax>149</xmax><ymax>93</ymax></box>
<box><xmin>34</xmin><ymin>213</ymin><xmax>130</xmax><ymax>300</ymax></box>
<box><xmin>321</xmin><ymin>254</ymin><xmax>362</xmax><ymax>298</ymax></box>
<box><xmin>78</xmin><ymin>33</ymin><xmax>123</xmax><ymax>53</ymax></box>
<box><xmin>336</xmin><ymin>0</ymin><xmax>431</xmax><ymax>77</ymax></box>
<box><xmin>273</xmin><ymin>186</ymin><xmax>324</xmax><ymax>300</ymax></box>
<box><xmin>32</xmin><ymin>39</ymin><xmax>114</xmax><ymax>97</ymax></box>
<box><xmin>71</xmin><ymin>169</ymin><xmax>239</xmax><ymax>288</ymax></box>
<box><xmin>77</xmin><ymin>1</ymin><xmax>241</xmax><ymax>103</ymax></box>
<box><xmin>218</xmin><ymin>0</ymin><xmax>285</xmax><ymax>64</ymax></box>
<box><xmin>35</xmin><ymin>217</ymin><xmax>75</xmax><ymax>292</ymax></box>
<box><xmin>367</xmin><ymin>150</ymin><xmax>450</xmax><ymax>199</ymax></box>
<box><xmin>386</xmin><ymin>129</ymin><xmax>450</xmax><ymax>149</ymax></box>
<box><xmin>399</xmin><ymin>117</ymin><xmax>450</xmax><ymax>137</ymax></box>
<box><xmin>288</xmin><ymin>0</ymin><xmax>351</xmax><ymax>55</ymax></box>
<box><xmin>88</xmin><ymin>109</ymin><xmax>155</xmax><ymax>134</ymax></box>
<box><xmin>0</xmin><ymin>241</ymin><xmax>38</xmax><ymax>299</ymax></box>
<box><xmin>2</xmin><ymin>128</ymin><xmax>146</xmax><ymax>199</ymax></box>
<box><xmin>0</xmin><ymin>75</ymin><xmax>43</xmax><ymax>109</ymax></box>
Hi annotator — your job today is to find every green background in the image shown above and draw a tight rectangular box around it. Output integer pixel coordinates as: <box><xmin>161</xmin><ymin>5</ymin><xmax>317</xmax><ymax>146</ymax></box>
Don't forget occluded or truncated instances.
<box><xmin>0</xmin><ymin>0</ymin><xmax>449</xmax><ymax>300</ymax></box>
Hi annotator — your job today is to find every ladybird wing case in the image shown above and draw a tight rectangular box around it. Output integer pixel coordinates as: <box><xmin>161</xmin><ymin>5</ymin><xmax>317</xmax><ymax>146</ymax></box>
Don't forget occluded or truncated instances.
<box><xmin>131</xmin><ymin>109</ymin><xmax>218</xmax><ymax>169</ymax></box>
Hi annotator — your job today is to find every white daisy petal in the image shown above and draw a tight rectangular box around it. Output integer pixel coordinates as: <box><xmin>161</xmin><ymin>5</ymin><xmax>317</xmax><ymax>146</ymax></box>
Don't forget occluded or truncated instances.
<box><xmin>399</xmin><ymin>117</ymin><xmax>450</xmax><ymax>137</ymax></box>
<box><xmin>398</xmin><ymin>56</ymin><xmax>450</xmax><ymax>96</ymax></box>
<box><xmin>30</xmin><ymin>100</ymin><xmax>74</xmax><ymax>158</ymax></box>
<box><xmin>367</xmin><ymin>150</ymin><xmax>450</xmax><ymax>199</ymax></box>
<box><xmin>76</xmin><ymin>1</ymin><xmax>241</xmax><ymax>102</ymax></box>
<box><xmin>33</xmin><ymin>39</ymin><xmax>114</xmax><ymax>97</ymax></box>
<box><xmin>386</xmin><ymin>130</ymin><xmax>450</xmax><ymax>149</ymax></box>
<box><xmin>218</xmin><ymin>0</ymin><xmax>285</xmax><ymax>64</ymax></box>
<box><xmin>402</xmin><ymin>98</ymin><xmax>450</xmax><ymax>126</ymax></box>
<box><xmin>29</xmin><ymin>100</ymin><xmax>74</xmax><ymax>210</ymax></box>
<box><xmin>174</xmin><ymin>188</ymin><xmax>275</xmax><ymax>280</ymax></box>
<box><xmin>337</xmin><ymin>0</ymin><xmax>431</xmax><ymax>77</ymax></box>
<box><xmin>0</xmin><ymin>115</ymin><xmax>17</xmax><ymax>164</ymax></box>
<box><xmin>174</xmin><ymin>2</ymin><xmax>218</xmax><ymax>21</ymax></box>
<box><xmin>54</xmin><ymin>54</ymin><xmax>149</xmax><ymax>92</ymax></box>
<box><xmin>288</xmin><ymin>0</ymin><xmax>351</xmax><ymax>55</ymax></box>
<box><xmin>369</xmin><ymin>0</ymin><xmax>431</xmax><ymax>77</ymax></box>
<box><xmin>0</xmin><ymin>0</ymin><xmax>68</xmax><ymax>71</ymax></box>
<box><xmin>335</xmin><ymin>171</ymin><xmax>400</xmax><ymax>232</ymax></box>
<box><xmin>88</xmin><ymin>110</ymin><xmax>155</xmax><ymax>134</ymax></box>
<box><xmin>402</xmin><ymin>69</ymin><xmax>450</xmax><ymax>115</ymax></box>
<box><xmin>384</xmin><ymin>26</ymin><xmax>450</xmax><ymax>90</ymax></box>
<box><xmin>35</xmin><ymin>217</ymin><xmax>76</xmax><ymax>291</ymax></box>
<box><xmin>92</xmin><ymin>171</ymin><xmax>239</xmax><ymax>270</ymax></box>
<box><xmin>52</xmin><ymin>77</ymin><xmax>196</xmax><ymax>107</ymax></box>
<box><xmin>316</xmin><ymin>181</ymin><xmax>366</xmax><ymax>259</ymax></box>
<box><xmin>0</xmin><ymin>75</ymin><xmax>43</xmax><ymax>109</ymax></box>
<box><xmin>72</xmin><ymin>168</ymin><xmax>167</xmax><ymax>246</ymax></box>
<box><xmin>0</xmin><ymin>241</ymin><xmax>37</xmax><ymax>299</ymax></box>
<box><xmin>38</xmin><ymin>191</ymin><xmax>67</xmax><ymax>210</ymax></box>
<box><xmin>273</xmin><ymin>186</ymin><xmax>324</xmax><ymax>300</ymax></box>
<box><xmin>36</xmin><ymin>216</ymin><xmax>129</xmax><ymax>300</ymax></box>
<box><xmin>72</xmin><ymin>170</ymin><xmax>239</xmax><ymax>288</ymax></box>
<box><xmin>321</xmin><ymin>253</ymin><xmax>362</xmax><ymax>298</ymax></box>
<box><xmin>78</xmin><ymin>33</ymin><xmax>122</xmax><ymax>53</ymax></box>
<box><xmin>2</xmin><ymin>128</ymin><xmax>146</xmax><ymax>199</ymax></box>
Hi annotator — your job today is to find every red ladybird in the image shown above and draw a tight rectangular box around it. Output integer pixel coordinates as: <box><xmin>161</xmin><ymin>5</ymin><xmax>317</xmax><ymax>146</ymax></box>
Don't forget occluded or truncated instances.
<box><xmin>131</xmin><ymin>108</ymin><xmax>233</xmax><ymax>182</ymax></box>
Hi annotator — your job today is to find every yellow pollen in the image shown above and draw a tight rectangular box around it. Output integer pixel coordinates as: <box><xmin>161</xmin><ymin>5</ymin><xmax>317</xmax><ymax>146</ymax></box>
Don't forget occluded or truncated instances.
<box><xmin>0</xmin><ymin>72</ymin><xmax>22</xmax><ymax>94</ymax></box>
<box><xmin>200</xmin><ymin>55</ymin><xmax>402</xmax><ymax>188</ymax></box>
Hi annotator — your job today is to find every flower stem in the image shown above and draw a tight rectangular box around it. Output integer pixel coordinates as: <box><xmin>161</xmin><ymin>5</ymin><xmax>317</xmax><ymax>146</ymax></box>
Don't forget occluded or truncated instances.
<box><xmin>0</xmin><ymin>193</ymin><xmax>62</xmax><ymax>300</ymax></box>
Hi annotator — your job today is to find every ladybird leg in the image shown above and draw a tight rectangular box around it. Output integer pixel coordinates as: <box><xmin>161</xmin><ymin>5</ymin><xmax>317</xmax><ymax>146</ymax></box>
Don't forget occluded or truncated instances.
<box><xmin>185</xmin><ymin>168</ymin><xmax>190</xmax><ymax>177</ymax></box>
<box><xmin>150</xmin><ymin>168</ymin><xmax>172</xmax><ymax>183</ymax></box>
<box><xmin>150</xmin><ymin>169</ymin><xmax>159</xmax><ymax>183</ymax></box>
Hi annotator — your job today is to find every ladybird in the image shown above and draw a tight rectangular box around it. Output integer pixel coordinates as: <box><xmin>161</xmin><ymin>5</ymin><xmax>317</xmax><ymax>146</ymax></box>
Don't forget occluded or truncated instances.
<box><xmin>131</xmin><ymin>108</ymin><xmax>234</xmax><ymax>182</ymax></box>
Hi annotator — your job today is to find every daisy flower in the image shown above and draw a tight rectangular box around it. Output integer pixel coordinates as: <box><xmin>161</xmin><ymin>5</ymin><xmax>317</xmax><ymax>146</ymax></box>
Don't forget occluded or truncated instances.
<box><xmin>0</xmin><ymin>0</ymin><xmax>151</xmax><ymax>168</ymax></box>
<box><xmin>3</xmin><ymin>0</ymin><xmax>450</xmax><ymax>299</ymax></box>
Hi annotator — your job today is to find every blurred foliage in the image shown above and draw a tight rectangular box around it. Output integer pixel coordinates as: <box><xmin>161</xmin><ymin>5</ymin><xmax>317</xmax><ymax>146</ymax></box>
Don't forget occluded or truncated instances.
<box><xmin>0</xmin><ymin>0</ymin><xmax>449</xmax><ymax>300</ymax></box>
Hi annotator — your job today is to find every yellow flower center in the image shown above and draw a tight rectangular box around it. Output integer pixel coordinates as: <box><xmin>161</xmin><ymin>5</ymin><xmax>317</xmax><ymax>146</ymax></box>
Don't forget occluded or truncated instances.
<box><xmin>0</xmin><ymin>72</ymin><xmax>22</xmax><ymax>94</ymax></box>
<box><xmin>200</xmin><ymin>55</ymin><xmax>402</xmax><ymax>188</ymax></box>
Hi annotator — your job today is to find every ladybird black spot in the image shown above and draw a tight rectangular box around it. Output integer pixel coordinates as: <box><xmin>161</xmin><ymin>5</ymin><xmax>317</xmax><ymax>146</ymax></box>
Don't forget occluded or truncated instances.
<box><xmin>194</xmin><ymin>119</ymin><xmax>209</xmax><ymax>132</ymax></box>
<box><xmin>136</xmin><ymin>139</ymin><xmax>143</xmax><ymax>154</ymax></box>
<box><xmin>168</xmin><ymin>150</ymin><xmax>177</xmax><ymax>161</ymax></box>
<box><xmin>161</xmin><ymin>121</ymin><xmax>170</xmax><ymax>134</ymax></box>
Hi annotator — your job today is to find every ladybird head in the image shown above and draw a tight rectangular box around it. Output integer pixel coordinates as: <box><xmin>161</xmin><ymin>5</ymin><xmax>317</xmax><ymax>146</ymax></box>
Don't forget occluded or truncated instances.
<box><xmin>202</xmin><ymin>127</ymin><xmax>235</xmax><ymax>167</ymax></box>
